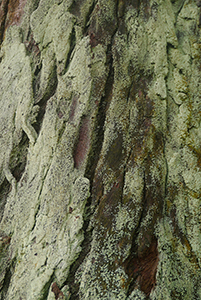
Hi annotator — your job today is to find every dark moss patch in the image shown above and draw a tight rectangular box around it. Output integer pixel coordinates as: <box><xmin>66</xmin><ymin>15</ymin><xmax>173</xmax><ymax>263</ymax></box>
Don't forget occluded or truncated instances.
<box><xmin>95</xmin><ymin>173</ymin><xmax>124</xmax><ymax>231</ymax></box>
<box><xmin>69</xmin><ymin>0</ymin><xmax>95</xmax><ymax>31</ymax></box>
<box><xmin>105</xmin><ymin>132</ymin><xmax>123</xmax><ymax>172</ymax></box>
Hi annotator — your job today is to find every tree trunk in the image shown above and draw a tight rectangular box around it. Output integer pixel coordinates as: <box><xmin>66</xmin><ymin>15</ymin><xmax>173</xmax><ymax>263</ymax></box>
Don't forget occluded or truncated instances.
<box><xmin>0</xmin><ymin>0</ymin><xmax>201</xmax><ymax>299</ymax></box>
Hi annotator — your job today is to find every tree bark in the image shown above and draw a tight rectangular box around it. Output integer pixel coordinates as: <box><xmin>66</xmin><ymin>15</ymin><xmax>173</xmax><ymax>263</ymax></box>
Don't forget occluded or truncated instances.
<box><xmin>0</xmin><ymin>0</ymin><xmax>201</xmax><ymax>299</ymax></box>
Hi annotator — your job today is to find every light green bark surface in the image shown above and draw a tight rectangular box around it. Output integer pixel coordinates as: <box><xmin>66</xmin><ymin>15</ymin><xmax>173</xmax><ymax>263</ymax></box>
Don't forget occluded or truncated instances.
<box><xmin>0</xmin><ymin>0</ymin><xmax>201</xmax><ymax>299</ymax></box>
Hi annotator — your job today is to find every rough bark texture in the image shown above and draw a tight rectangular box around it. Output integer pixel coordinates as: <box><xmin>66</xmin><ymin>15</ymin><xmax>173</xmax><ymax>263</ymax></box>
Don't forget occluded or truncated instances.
<box><xmin>0</xmin><ymin>0</ymin><xmax>201</xmax><ymax>299</ymax></box>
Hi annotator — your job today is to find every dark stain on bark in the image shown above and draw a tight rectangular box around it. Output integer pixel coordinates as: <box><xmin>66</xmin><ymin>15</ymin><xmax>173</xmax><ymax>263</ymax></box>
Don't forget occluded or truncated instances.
<box><xmin>5</xmin><ymin>0</ymin><xmax>27</xmax><ymax>27</ymax></box>
<box><xmin>128</xmin><ymin>74</ymin><xmax>154</xmax><ymax>158</ymax></box>
<box><xmin>73</xmin><ymin>116</ymin><xmax>91</xmax><ymax>169</ymax></box>
<box><xmin>0</xmin><ymin>235</ymin><xmax>11</xmax><ymax>245</ymax></box>
<box><xmin>0</xmin><ymin>0</ymin><xmax>27</xmax><ymax>43</ymax></box>
<box><xmin>133</xmin><ymin>136</ymin><xmax>165</xmax><ymax>257</ymax></box>
<box><xmin>124</xmin><ymin>237</ymin><xmax>159</xmax><ymax>297</ymax></box>
<box><xmin>51</xmin><ymin>282</ymin><xmax>64</xmax><ymax>300</ymax></box>
<box><xmin>196</xmin><ymin>0</ymin><xmax>201</xmax><ymax>7</ymax></box>
<box><xmin>25</xmin><ymin>33</ymin><xmax>40</xmax><ymax>57</ymax></box>
<box><xmin>127</xmin><ymin>0</ymin><xmax>151</xmax><ymax>19</ymax></box>
<box><xmin>105</xmin><ymin>131</ymin><xmax>123</xmax><ymax>172</ymax></box>
<box><xmin>187</xmin><ymin>144</ymin><xmax>201</xmax><ymax>170</ymax></box>
<box><xmin>95</xmin><ymin>173</ymin><xmax>124</xmax><ymax>231</ymax></box>
<box><xmin>69</xmin><ymin>0</ymin><xmax>96</xmax><ymax>31</ymax></box>
<box><xmin>69</xmin><ymin>94</ymin><xmax>79</xmax><ymax>123</ymax></box>
<box><xmin>118</xmin><ymin>0</ymin><xmax>126</xmax><ymax>19</ymax></box>
<box><xmin>92</xmin><ymin>128</ymin><xmax>127</xmax><ymax>230</ymax></box>
<box><xmin>88</xmin><ymin>1</ymin><xmax>118</xmax><ymax>48</ymax></box>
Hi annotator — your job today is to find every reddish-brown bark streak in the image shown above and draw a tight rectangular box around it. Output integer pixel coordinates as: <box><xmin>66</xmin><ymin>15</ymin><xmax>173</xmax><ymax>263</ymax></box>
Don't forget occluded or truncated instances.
<box><xmin>124</xmin><ymin>238</ymin><xmax>159</xmax><ymax>296</ymax></box>
<box><xmin>0</xmin><ymin>0</ymin><xmax>27</xmax><ymax>43</ymax></box>
<box><xmin>0</xmin><ymin>235</ymin><xmax>11</xmax><ymax>245</ymax></box>
<box><xmin>69</xmin><ymin>95</ymin><xmax>79</xmax><ymax>122</ymax></box>
<box><xmin>0</xmin><ymin>0</ymin><xmax>9</xmax><ymax>43</ymax></box>
<box><xmin>73</xmin><ymin>117</ymin><xmax>91</xmax><ymax>169</ymax></box>
<box><xmin>51</xmin><ymin>282</ymin><xmax>64</xmax><ymax>300</ymax></box>
<box><xmin>5</xmin><ymin>0</ymin><xmax>27</xmax><ymax>27</ymax></box>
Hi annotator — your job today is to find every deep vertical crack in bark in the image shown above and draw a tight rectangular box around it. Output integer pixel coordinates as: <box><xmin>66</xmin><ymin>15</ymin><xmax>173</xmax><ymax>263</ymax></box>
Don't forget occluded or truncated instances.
<box><xmin>0</xmin><ymin>0</ymin><xmax>9</xmax><ymax>44</ymax></box>
<box><xmin>64</xmin><ymin>36</ymin><xmax>116</xmax><ymax>300</ymax></box>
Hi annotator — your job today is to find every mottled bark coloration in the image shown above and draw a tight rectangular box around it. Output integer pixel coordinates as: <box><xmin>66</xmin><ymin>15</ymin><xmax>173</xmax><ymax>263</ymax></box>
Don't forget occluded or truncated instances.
<box><xmin>0</xmin><ymin>0</ymin><xmax>201</xmax><ymax>299</ymax></box>
<box><xmin>0</xmin><ymin>0</ymin><xmax>27</xmax><ymax>43</ymax></box>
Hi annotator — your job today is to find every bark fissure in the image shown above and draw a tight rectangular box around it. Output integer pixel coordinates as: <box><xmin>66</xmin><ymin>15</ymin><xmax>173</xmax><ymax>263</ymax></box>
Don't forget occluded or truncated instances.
<box><xmin>0</xmin><ymin>0</ymin><xmax>9</xmax><ymax>44</ymax></box>
<box><xmin>0</xmin><ymin>257</ymin><xmax>16</xmax><ymax>300</ymax></box>
<box><xmin>65</xmin><ymin>41</ymin><xmax>115</xmax><ymax>299</ymax></box>
<box><xmin>63</xmin><ymin>26</ymin><xmax>76</xmax><ymax>74</ymax></box>
<box><xmin>10</xmin><ymin>132</ymin><xmax>29</xmax><ymax>182</ymax></box>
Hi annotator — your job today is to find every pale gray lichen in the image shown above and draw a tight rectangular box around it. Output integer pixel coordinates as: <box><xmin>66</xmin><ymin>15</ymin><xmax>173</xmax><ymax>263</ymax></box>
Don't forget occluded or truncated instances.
<box><xmin>0</xmin><ymin>26</ymin><xmax>37</xmax><ymax>192</ymax></box>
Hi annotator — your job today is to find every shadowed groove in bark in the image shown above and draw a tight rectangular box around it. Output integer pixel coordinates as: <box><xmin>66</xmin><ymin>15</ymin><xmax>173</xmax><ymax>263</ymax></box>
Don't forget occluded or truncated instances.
<box><xmin>0</xmin><ymin>0</ymin><xmax>9</xmax><ymax>44</ymax></box>
<box><xmin>63</xmin><ymin>0</ymin><xmax>120</xmax><ymax>293</ymax></box>
<box><xmin>30</xmin><ymin>204</ymin><xmax>41</xmax><ymax>232</ymax></box>
<box><xmin>39</xmin><ymin>272</ymin><xmax>55</xmax><ymax>300</ymax></box>
<box><xmin>0</xmin><ymin>180</ymin><xmax>10</xmax><ymax>223</ymax></box>
<box><xmin>0</xmin><ymin>258</ymin><xmax>16</xmax><ymax>300</ymax></box>
<box><xmin>10</xmin><ymin>132</ymin><xmax>29</xmax><ymax>182</ymax></box>
<box><xmin>64</xmin><ymin>26</ymin><xmax>76</xmax><ymax>74</ymax></box>
<box><xmin>63</xmin><ymin>43</ymin><xmax>115</xmax><ymax>300</ymax></box>
<box><xmin>0</xmin><ymin>0</ymin><xmax>28</xmax><ymax>43</ymax></box>
<box><xmin>62</xmin><ymin>218</ymin><xmax>92</xmax><ymax>300</ymax></box>
<box><xmin>31</xmin><ymin>39</ymin><xmax>42</xmax><ymax>100</ymax></box>
<box><xmin>119</xmin><ymin>66</ymin><xmax>166</xmax><ymax>296</ymax></box>
<box><xmin>25</xmin><ymin>31</ymin><xmax>41</xmax><ymax>59</ymax></box>
<box><xmin>128</xmin><ymin>158</ymin><xmax>164</xmax><ymax>294</ymax></box>
<box><xmin>83</xmin><ymin>0</ymin><xmax>97</xmax><ymax>34</ymax></box>
<box><xmin>124</xmin><ymin>170</ymin><xmax>159</xmax><ymax>298</ymax></box>
<box><xmin>24</xmin><ymin>29</ymin><xmax>56</xmax><ymax>136</ymax></box>
<box><xmin>33</xmin><ymin>73</ymin><xmax>58</xmax><ymax>135</ymax></box>
<box><xmin>85</xmin><ymin>47</ymin><xmax>114</xmax><ymax>182</ymax></box>
<box><xmin>69</xmin><ymin>0</ymin><xmax>96</xmax><ymax>31</ymax></box>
